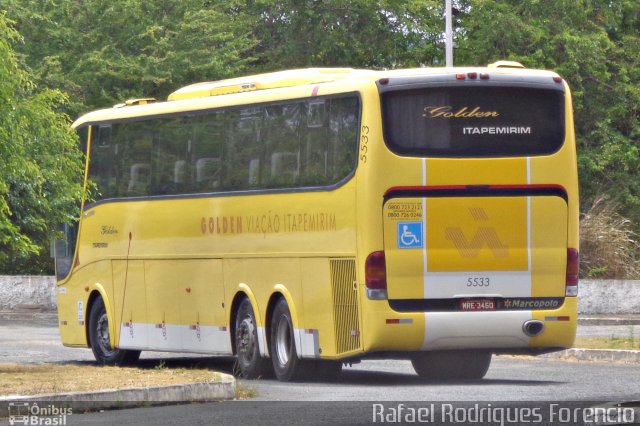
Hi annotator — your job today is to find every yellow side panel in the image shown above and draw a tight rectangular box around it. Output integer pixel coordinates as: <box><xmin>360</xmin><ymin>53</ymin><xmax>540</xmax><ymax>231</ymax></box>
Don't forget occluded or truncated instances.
<box><xmin>144</xmin><ymin>261</ymin><xmax>183</xmax><ymax>327</ymax></box>
<box><xmin>144</xmin><ymin>260</ymin><xmax>226</xmax><ymax>327</ymax></box>
<box><xmin>223</xmin><ymin>258</ymin><xmax>302</xmax><ymax>327</ymax></box>
<box><xmin>58</xmin><ymin>260</ymin><xmax>114</xmax><ymax>347</ymax></box>
<box><xmin>530</xmin><ymin>196</ymin><xmax>568</xmax><ymax>297</ymax></box>
<box><xmin>112</xmin><ymin>260</ymin><xmax>147</xmax><ymax>345</ymax></box>
<box><xmin>299</xmin><ymin>259</ymin><xmax>336</xmax><ymax>356</ymax></box>
<box><xmin>361</xmin><ymin>300</ymin><xmax>426</xmax><ymax>352</ymax></box>
<box><xmin>382</xmin><ymin>200</ymin><xmax>424</xmax><ymax>300</ymax></box>
<box><xmin>56</xmin><ymin>282</ymin><xmax>88</xmax><ymax>347</ymax></box>
<box><xmin>531</xmin><ymin>297</ymin><xmax>577</xmax><ymax>348</ymax></box>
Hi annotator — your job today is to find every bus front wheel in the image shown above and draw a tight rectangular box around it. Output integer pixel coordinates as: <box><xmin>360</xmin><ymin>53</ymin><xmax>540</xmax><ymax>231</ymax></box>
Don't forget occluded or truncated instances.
<box><xmin>234</xmin><ymin>298</ymin><xmax>272</xmax><ymax>379</ymax></box>
<box><xmin>88</xmin><ymin>298</ymin><xmax>140</xmax><ymax>365</ymax></box>
<box><xmin>411</xmin><ymin>350</ymin><xmax>491</xmax><ymax>381</ymax></box>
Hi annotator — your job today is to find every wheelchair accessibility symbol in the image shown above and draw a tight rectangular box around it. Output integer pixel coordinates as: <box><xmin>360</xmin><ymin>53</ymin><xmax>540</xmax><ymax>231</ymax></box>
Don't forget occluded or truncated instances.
<box><xmin>397</xmin><ymin>222</ymin><xmax>424</xmax><ymax>249</ymax></box>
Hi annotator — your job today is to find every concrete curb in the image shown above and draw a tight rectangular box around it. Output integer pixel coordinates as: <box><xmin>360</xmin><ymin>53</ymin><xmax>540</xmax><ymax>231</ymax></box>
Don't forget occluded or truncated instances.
<box><xmin>542</xmin><ymin>348</ymin><xmax>640</xmax><ymax>364</ymax></box>
<box><xmin>0</xmin><ymin>375</ymin><xmax>235</xmax><ymax>417</ymax></box>
<box><xmin>578</xmin><ymin>317</ymin><xmax>640</xmax><ymax>326</ymax></box>
<box><xmin>0</xmin><ymin>310</ymin><xmax>57</xmax><ymax>323</ymax></box>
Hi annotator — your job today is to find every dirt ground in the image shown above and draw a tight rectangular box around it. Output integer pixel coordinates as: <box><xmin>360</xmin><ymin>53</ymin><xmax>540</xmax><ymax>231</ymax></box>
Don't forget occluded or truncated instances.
<box><xmin>0</xmin><ymin>362</ymin><xmax>222</xmax><ymax>397</ymax></box>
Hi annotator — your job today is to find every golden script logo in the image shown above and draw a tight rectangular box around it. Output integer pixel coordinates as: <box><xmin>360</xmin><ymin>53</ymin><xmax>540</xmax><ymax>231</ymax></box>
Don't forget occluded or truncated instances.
<box><xmin>423</xmin><ymin>106</ymin><xmax>499</xmax><ymax>119</ymax></box>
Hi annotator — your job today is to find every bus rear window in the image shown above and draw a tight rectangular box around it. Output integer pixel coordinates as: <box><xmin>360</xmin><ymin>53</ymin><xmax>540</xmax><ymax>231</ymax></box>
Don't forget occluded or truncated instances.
<box><xmin>381</xmin><ymin>86</ymin><xmax>565</xmax><ymax>158</ymax></box>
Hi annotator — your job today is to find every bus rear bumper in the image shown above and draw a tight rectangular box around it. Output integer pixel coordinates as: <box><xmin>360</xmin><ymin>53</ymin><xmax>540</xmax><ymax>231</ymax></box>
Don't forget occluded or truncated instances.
<box><xmin>361</xmin><ymin>297</ymin><xmax>577</xmax><ymax>353</ymax></box>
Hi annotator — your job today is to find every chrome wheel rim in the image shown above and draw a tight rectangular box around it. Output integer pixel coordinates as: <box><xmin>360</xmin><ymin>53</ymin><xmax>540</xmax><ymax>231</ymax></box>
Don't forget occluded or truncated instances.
<box><xmin>275</xmin><ymin>315</ymin><xmax>291</xmax><ymax>366</ymax></box>
<box><xmin>96</xmin><ymin>313</ymin><xmax>115</xmax><ymax>356</ymax></box>
<box><xmin>237</xmin><ymin>316</ymin><xmax>257</xmax><ymax>360</ymax></box>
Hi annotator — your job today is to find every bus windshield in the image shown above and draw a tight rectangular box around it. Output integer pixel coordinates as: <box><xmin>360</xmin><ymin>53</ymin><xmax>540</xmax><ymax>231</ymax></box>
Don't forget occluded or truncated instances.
<box><xmin>381</xmin><ymin>86</ymin><xmax>565</xmax><ymax>158</ymax></box>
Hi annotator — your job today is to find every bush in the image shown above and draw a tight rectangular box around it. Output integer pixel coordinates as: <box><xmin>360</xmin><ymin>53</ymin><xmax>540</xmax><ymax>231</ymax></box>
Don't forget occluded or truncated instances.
<box><xmin>580</xmin><ymin>197</ymin><xmax>640</xmax><ymax>279</ymax></box>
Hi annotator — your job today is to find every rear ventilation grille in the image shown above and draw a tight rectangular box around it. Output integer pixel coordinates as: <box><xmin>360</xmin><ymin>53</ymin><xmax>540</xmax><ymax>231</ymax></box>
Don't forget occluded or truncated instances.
<box><xmin>330</xmin><ymin>259</ymin><xmax>360</xmax><ymax>354</ymax></box>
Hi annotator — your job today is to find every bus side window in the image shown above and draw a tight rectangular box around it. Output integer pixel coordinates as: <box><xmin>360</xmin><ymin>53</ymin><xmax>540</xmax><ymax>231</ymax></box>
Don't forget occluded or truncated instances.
<box><xmin>90</xmin><ymin>124</ymin><xmax>117</xmax><ymax>199</ymax></box>
<box><xmin>54</xmin><ymin>223</ymin><xmax>76</xmax><ymax>280</ymax></box>
<box><xmin>174</xmin><ymin>160</ymin><xmax>186</xmax><ymax>187</ymax></box>
<box><xmin>271</xmin><ymin>152</ymin><xmax>299</xmax><ymax>182</ymax></box>
<box><xmin>327</xmin><ymin>97</ymin><xmax>358</xmax><ymax>180</ymax></box>
<box><xmin>195</xmin><ymin>157</ymin><xmax>221</xmax><ymax>190</ymax></box>
<box><xmin>307</xmin><ymin>100</ymin><xmax>325</xmax><ymax>128</ymax></box>
<box><xmin>302</xmin><ymin>100</ymin><xmax>329</xmax><ymax>185</ymax></box>
<box><xmin>128</xmin><ymin>163</ymin><xmax>150</xmax><ymax>195</ymax></box>
<box><xmin>118</xmin><ymin>126</ymin><xmax>150</xmax><ymax>196</ymax></box>
<box><xmin>153</xmin><ymin>117</ymin><xmax>190</xmax><ymax>195</ymax></box>
<box><xmin>226</xmin><ymin>108</ymin><xmax>262</xmax><ymax>189</ymax></box>
<box><xmin>248</xmin><ymin>159</ymin><xmax>260</xmax><ymax>186</ymax></box>
<box><xmin>263</xmin><ymin>103</ymin><xmax>301</xmax><ymax>188</ymax></box>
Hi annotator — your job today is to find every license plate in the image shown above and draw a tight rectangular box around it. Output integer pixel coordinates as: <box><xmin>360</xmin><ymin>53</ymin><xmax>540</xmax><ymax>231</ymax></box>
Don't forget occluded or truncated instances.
<box><xmin>459</xmin><ymin>298</ymin><xmax>496</xmax><ymax>311</ymax></box>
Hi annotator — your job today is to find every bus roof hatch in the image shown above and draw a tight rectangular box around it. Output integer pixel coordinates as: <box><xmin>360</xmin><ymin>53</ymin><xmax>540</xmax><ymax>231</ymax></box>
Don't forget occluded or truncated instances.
<box><xmin>488</xmin><ymin>61</ymin><xmax>526</xmax><ymax>69</ymax></box>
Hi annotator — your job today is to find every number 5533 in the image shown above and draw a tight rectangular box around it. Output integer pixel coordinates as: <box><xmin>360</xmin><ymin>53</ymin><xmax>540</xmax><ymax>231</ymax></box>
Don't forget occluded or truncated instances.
<box><xmin>467</xmin><ymin>277</ymin><xmax>490</xmax><ymax>287</ymax></box>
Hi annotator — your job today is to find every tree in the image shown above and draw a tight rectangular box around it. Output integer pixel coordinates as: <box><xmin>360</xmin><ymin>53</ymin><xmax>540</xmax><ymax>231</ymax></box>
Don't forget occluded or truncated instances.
<box><xmin>0</xmin><ymin>12</ymin><xmax>84</xmax><ymax>273</ymax></box>
<box><xmin>246</xmin><ymin>0</ymin><xmax>452</xmax><ymax>70</ymax></box>
<box><xmin>2</xmin><ymin>0</ymin><xmax>639</xmax><ymax>274</ymax></box>
<box><xmin>3</xmin><ymin>0</ymin><xmax>258</xmax><ymax>116</ymax></box>
<box><xmin>456</xmin><ymin>0</ymin><xmax>640</xmax><ymax>227</ymax></box>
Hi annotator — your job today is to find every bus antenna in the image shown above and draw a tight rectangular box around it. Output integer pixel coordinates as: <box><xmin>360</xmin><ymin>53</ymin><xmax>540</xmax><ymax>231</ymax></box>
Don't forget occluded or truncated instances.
<box><xmin>119</xmin><ymin>232</ymin><xmax>133</xmax><ymax>330</ymax></box>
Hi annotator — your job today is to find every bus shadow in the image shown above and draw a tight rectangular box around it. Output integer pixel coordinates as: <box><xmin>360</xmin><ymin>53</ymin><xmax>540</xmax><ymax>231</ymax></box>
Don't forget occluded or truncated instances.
<box><xmin>57</xmin><ymin>357</ymin><xmax>562</xmax><ymax>387</ymax></box>
<box><xmin>335</xmin><ymin>369</ymin><xmax>562</xmax><ymax>387</ymax></box>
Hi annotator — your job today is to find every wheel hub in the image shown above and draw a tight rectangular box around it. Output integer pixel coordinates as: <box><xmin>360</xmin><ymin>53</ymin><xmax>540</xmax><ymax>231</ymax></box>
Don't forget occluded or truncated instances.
<box><xmin>237</xmin><ymin>317</ymin><xmax>256</xmax><ymax>356</ymax></box>
<box><xmin>96</xmin><ymin>313</ymin><xmax>114</xmax><ymax>355</ymax></box>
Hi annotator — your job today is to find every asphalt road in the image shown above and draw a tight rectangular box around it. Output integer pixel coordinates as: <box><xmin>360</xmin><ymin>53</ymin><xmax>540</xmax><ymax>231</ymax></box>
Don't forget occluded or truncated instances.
<box><xmin>1</xmin><ymin>319</ymin><xmax>640</xmax><ymax>425</ymax></box>
<box><xmin>2</xmin><ymin>357</ymin><xmax>639</xmax><ymax>425</ymax></box>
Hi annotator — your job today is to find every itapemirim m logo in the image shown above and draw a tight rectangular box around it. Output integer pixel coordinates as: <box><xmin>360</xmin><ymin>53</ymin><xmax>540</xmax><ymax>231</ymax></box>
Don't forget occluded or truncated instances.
<box><xmin>8</xmin><ymin>402</ymin><xmax>72</xmax><ymax>425</ymax></box>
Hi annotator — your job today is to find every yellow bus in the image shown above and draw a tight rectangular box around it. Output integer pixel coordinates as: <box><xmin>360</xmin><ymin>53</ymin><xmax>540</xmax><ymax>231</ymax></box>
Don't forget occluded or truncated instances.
<box><xmin>55</xmin><ymin>63</ymin><xmax>579</xmax><ymax>381</ymax></box>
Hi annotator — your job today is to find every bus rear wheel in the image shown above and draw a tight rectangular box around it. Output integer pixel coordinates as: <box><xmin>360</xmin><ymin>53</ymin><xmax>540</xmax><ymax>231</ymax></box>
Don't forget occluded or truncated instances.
<box><xmin>88</xmin><ymin>298</ymin><xmax>140</xmax><ymax>365</ymax></box>
<box><xmin>234</xmin><ymin>298</ymin><xmax>272</xmax><ymax>379</ymax></box>
<box><xmin>270</xmin><ymin>298</ymin><xmax>309</xmax><ymax>381</ymax></box>
<box><xmin>411</xmin><ymin>350</ymin><xmax>491</xmax><ymax>381</ymax></box>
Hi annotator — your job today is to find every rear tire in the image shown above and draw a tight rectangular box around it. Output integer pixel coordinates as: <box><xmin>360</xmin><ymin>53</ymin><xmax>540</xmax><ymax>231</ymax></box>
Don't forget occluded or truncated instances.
<box><xmin>270</xmin><ymin>298</ymin><xmax>309</xmax><ymax>381</ymax></box>
<box><xmin>88</xmin><ymin>298</ymin><xmax>141</xmax><ymax>365</ymax></box>
<box><xmin>234</xmin><ymin>298</ymin><xmax>272</xmax><ymax>379</ymax></box>
<box><xmin>411</xmin><ymin>350</ymin><xmax>491</xmax><ymax>381</ymax></box>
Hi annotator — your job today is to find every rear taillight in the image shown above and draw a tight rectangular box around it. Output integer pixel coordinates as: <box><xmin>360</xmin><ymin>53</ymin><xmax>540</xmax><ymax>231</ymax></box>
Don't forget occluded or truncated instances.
<box><xmin>566</xmin><ymin>248</ymin><xmax>579</xmax><ymax>296</ymax></box>
<box><xmin>365</xmin><ymin>251</ymin><xmax>387</xmax><ymax>300</ymax></box>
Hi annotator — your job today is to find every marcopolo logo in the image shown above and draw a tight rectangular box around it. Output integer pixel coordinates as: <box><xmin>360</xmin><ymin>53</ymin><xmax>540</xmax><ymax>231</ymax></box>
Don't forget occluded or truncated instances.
<box><xmin>8</xmin><ymin>402</ymin><xmax>72</xmax><ymax>425</ymax></box>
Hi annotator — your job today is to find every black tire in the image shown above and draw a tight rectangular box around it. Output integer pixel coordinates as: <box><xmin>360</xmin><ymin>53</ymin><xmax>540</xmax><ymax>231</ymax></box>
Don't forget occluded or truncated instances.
<box><xmin>269</xmin><ymin>298</ymin><xmax>309</xmax><ymax>381</ymax></box>
<box><xmin>88</xmin><ymin>298</ymin><xmax>141</xmax><ymax>365</ymax></box>
<box><xmin>234</xmin><ymin>298</ymin><xmax>272</xmax><ymax>379</ymax></box>
<box><xmin>411</xmin><ymin>350</ymin><xmax>491</xmax><ymax>381</ymax></box>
